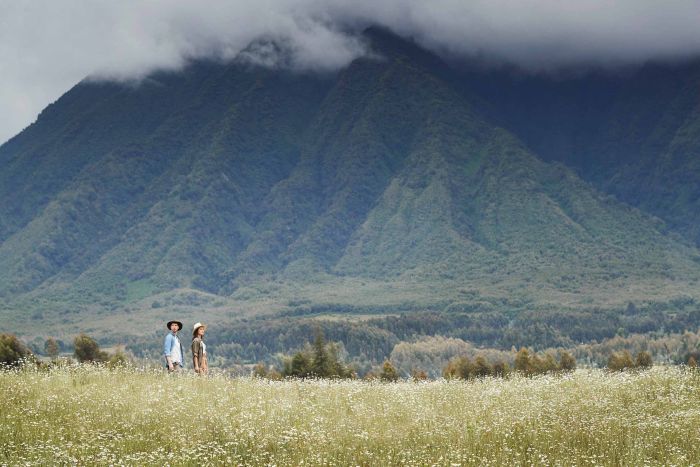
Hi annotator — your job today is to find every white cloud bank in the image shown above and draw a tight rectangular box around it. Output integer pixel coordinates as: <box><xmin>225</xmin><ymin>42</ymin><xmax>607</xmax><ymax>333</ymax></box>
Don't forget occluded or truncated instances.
<box><xmin>2</xmin><ymin>0</ymin><xmax>700</xmax><ymax>144</ymax></box>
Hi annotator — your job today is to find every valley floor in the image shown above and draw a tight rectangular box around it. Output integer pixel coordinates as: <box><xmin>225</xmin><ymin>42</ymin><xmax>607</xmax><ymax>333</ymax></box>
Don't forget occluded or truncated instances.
<box><xmin>1</xmin><ymin>365</ymin><xmax>698</xmax><ymax>465</ymax></box>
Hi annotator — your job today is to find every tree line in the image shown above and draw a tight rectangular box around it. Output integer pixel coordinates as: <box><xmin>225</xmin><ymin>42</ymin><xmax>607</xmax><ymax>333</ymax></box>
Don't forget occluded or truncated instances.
<box><xmin>118</xmin><ymin>304</ymin><xmax>700</xmax><ymax>369</ymax></box>
<box><xmin>248</xmin><ymin>331</ymin><xmax>663</xmax><ymax>381</ymax></box>
<box><xmin>0</xmin><ymin>333</ymin><xmax>127</xmax><ymax>367</ymax></box>
<box><xmin>3</xmin><ymin>323</ymin><xmax>696</xmax><ymax>378</ymax></box>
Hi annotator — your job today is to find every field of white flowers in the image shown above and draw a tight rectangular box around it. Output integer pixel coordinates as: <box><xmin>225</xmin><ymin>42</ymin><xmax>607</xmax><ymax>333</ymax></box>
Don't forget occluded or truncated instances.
<box><xmin>1</xmin><ymin>365</ymin><xmax>699</xmax><ymax>466</ymax></box>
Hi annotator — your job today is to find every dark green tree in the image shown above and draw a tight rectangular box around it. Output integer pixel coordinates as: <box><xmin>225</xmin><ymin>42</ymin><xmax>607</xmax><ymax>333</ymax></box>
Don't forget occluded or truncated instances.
<box><xmin>288</xmin><ymin>352</ymin><xmax>312</xmax><ymax>377</ymax></box>
<box><xmin>326</xmin><ymin>342</ymin><xmax>354</xmax><ymax>378</ymax></box>
<box><xmin>0</xmin><ymin>334</ymin><xmax>33</xmax><ymax>367</ymax></box>
<box><xmin>74</xmin><ymin>334</ymin><xmax>108</xmax><ymax>363</ymax></box>
<box><xmin>311</xmin><ymin>328</ymin><xmax>330</xmax><ymax>377</ymax></box>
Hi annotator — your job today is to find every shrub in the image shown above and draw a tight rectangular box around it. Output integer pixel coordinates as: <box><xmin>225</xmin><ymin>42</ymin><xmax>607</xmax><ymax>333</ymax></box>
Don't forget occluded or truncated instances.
<box><xmin>252</xmin><ymin>362</ymin><xmax>269</xmax><ymax>378</ymax></box>
<box><xmin>107</xmin><ymin>351</ymin><xmax>129</xmax><ymax>368</ymax></box>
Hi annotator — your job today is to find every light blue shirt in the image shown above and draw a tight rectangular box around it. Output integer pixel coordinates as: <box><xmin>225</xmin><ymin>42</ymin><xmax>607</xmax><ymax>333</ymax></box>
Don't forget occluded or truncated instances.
<box><xmin>163</xmin><ymin>332</ymin><xmax>184</xmax><ymax>366</ymax></box>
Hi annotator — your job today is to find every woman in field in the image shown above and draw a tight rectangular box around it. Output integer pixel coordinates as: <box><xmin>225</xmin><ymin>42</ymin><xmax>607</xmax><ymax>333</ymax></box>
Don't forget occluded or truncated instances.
<box><xmin>191</xmin><ymin>322</ymin><xmax>208</xmax><ymax>375</ymax></box>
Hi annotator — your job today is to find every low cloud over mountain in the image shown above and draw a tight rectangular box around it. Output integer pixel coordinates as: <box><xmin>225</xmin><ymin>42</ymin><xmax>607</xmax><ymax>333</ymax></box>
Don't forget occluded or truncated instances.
<box><xmin>3</xmin><ymin>0</ymin><xmax>700</xmax><ymax>143</ymax></box>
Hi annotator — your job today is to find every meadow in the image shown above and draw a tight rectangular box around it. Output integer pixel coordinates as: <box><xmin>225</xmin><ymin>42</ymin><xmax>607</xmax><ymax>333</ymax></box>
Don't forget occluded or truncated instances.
<box><xmin>1</xmin><ymin>365</ymin><xmax>699</xmax><ymax>466</ymax></box>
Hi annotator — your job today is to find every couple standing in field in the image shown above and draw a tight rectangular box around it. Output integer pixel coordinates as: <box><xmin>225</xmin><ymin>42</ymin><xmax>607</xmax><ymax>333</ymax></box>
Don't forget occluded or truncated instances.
<box><xmin>163</xmin><ymin>320</ymin><xmax>208</xmax><ymax>374</ymax></box>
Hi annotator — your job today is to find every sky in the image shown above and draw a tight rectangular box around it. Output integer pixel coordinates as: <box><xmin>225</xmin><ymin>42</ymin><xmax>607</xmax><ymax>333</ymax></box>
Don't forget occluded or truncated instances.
<box><xmin>2</xmin><ymin>0</ymin><xmax>700</xmax><ymax>145</ymax></box>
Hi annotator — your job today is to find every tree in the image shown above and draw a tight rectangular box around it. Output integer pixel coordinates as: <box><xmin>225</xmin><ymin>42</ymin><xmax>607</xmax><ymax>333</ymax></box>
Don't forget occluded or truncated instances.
<box><xmin>547</xmin><ymin>353</ymin><xmax>560</xmax><ymax>372</ymax></box>
<box><xmin>0</xmin><ymin>334</ymin><xmax>33</xmax><ymax>367</ymax></box>
<box><xmin>607</xmin><ymin>350</ymin><xmax>634</xmax><ymax>371</ymax></box>
<box><xmin>411</xmin><ymin>368</ymin><xmax>428</xmax><ymax>381</ymax></box>
<box><xmin>443</xmin><ymin>356</ymin><xmax>473</xmax><ymax>379</ymax></box>
<box><xmin>514</xmin><ymin>348</ymin><xmax>532</xmax><ymax>375</ymax></box>
<box><xmin>311</xmin><ymin>328</ymin><xmax>330</xmax><ymax>377</ymax></box>
<box><xmin>326</xmin><ymin>342</ymin><xmax>354</xmax><ymax>378</ymax></box>
<box><xmin>534</xmin><ymin>353</ymin><xmax>558</xmax><ymax>374</ymax></box>
<box><xmin>558</xmin><ymin>351</ymin><xmax>576</xmax><ymax>372</ymax></box>
<box><xmin>44</xmin><ymin>338</ymin><xmax>59</xmax><ymax>360</ymax></box>
<box><xmin>492</xmin><ymin>360</ymin><xmax>510</xmax><ymax>377</ymax></box>
<box><xmin>281</xmin><ymin>330</ymin><xmax>354</xmax><ymax>379</ymax></box>
<box><xmin>73</xmin><ymin>334</ymin><xmax>108</xmax><ymax>363</ymax></box>
<box><xmin>380</xmin><ymin>360</ymin><xmax>399</xmax><ymax>382</ymax></box>
<box><xmin>288</xmin><ymin>352</ymin><xmax>312</xmax><ymax>377</ymax></box>
<box><xmin>473</xmin><ymin>355</ymin><xmax>492</xmax><ymax>378</ymax></box>
<box><xmin>635</xmin><ymin>351</ymin><xmax>653</xmax><ymax>369</ymax></box>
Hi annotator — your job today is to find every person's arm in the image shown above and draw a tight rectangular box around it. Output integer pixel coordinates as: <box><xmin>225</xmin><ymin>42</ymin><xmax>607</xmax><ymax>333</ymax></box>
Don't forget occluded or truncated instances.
<box><xmin>192</xmin><ymin>339</ymin><xmax>201</xmax><ymax>373</ymax></box>
<box><xmin>164</xmin><ymin>334</ymin><xmax>174</xmax><ymax>370</ymax></box>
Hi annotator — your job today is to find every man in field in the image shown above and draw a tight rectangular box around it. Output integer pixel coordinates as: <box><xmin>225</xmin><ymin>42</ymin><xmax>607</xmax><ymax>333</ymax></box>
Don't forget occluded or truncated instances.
<box><xmin>164</xmin><ymin>320</ymin><xmax>185</xmax><ymax>372</ymax></box>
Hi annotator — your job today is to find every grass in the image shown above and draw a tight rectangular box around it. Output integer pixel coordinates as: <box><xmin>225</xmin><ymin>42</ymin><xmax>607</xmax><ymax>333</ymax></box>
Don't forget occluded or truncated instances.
<box><xmin>1</xmin><ymin>365</ymin><xmax>699</xmax><ymax>465</ymax></box>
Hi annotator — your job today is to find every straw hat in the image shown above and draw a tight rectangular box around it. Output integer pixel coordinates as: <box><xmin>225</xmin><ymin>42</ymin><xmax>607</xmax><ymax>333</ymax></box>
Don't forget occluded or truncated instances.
<box><xmin>193</xmin><ymin>322</ymin><xmax>206</xmax><ymax>337</ymax></box>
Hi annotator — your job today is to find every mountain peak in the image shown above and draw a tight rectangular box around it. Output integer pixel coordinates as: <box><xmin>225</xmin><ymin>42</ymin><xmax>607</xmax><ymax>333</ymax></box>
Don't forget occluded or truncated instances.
<box><xmin>360</xmin><ymin>26</ymin><xmax>447</xmax><ymax>70</ymax></box>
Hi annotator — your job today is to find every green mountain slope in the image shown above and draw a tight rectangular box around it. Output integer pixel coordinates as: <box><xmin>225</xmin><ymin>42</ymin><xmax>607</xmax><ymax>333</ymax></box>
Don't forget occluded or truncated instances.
<box><xmin>464</xmin><ymin>61</ymin><xmax>700</xmax><ymax>246</ymax></box>
<box><xmin>1</xmin><ymin>28</ymin><xmax>700</xmax><ymax>347</ymax></box>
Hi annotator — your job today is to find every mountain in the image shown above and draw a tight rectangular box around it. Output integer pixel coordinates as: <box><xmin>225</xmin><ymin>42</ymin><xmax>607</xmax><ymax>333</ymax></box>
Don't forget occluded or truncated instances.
<box><xmin>461</xmin><ymin>60</ymin><xmax>700</xmax><ymax>246</ymax></box>
<box><xmin>2</xmin><ymin>28</ymin><xmax>700</xmax><ymax>352</ymax></box>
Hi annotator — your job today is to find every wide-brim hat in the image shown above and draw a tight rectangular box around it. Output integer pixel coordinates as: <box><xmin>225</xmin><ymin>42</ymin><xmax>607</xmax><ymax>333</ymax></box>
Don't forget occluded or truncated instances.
<box><xmin>167</xmin><ymin>320</ymin><xmax>183</xmax><ymax>330</ymax></box>
<box><xmin>193</xmin><ymin>322</ymin><xmax>206</xmax><ymax>337</ymax></box>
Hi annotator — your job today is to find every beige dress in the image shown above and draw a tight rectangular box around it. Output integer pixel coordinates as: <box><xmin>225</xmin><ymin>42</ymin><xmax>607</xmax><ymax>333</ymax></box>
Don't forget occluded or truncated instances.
<box><xmin>191</xmin><ymin>337</ymin><xmax>208</xmax><ymax>373</ymax></box>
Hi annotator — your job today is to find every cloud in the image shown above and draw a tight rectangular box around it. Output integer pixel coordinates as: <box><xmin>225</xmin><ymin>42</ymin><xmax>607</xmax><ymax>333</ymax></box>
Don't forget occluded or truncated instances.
<box><xmin>352</xmin><ymin>0</ymin><xmax>700</xmax><ymax>68</ymax></box>
<box><xmin>2</xmin><ymin>0</ymin><xmax>700</xmax><ymax>144</ymax></box>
